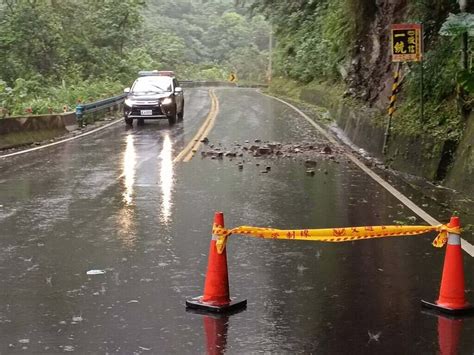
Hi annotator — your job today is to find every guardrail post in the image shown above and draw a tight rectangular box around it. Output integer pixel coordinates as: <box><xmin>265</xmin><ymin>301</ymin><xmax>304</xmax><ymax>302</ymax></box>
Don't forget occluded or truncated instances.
<box><xmin>75</xmin><ymin>105</ymin><xmax>85</xmax><ymax>127</ymax></box>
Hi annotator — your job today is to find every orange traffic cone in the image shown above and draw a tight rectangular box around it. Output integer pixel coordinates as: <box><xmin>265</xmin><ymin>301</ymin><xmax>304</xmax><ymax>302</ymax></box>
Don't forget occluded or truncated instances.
<box><xmin>186</xmin><ymin>212</ymin><xmax>246</xmax><ymax>313</ymax></box>
<box><xmin>422</xmin><ymin>216</ymin><xmax>473</xmax><ymax>315</ymax></box>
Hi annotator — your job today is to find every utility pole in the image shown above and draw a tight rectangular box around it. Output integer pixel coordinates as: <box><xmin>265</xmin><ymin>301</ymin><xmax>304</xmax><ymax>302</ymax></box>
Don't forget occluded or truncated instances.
<box><xmin>459</xmin><ymin>0</ymin><xmax>469</xmax><ymax>70</ymax></box>
<box><xmin>267</xmin><ymin>23</ymin><xmax>273</xmax><ymax>84</ymax></box>
<box><xmin>459</xmin><ymin>0</ymin><xmax>470</xmax><ymax>119</ymax></box>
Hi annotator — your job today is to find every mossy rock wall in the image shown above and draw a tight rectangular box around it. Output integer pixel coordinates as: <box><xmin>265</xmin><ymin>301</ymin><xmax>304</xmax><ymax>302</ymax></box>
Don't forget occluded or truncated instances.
<box><xmin>384</xmin><ymin>133</ymin><xmax>444</xmax><ymax>180</ymax></box>
<box><xmin>301</xmin><ymin>88</ymin><xmax>340</xmax><ymax>114</ymax></box>
<box><xmin>444</xmin><ymin>114</ymin><xmax>474</xmax><ymax>195</ymax></box>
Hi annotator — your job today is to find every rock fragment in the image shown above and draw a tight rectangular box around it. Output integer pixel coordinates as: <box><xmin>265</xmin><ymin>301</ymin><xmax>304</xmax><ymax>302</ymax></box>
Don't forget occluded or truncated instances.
<box><xmin>257</xmin><ymin>147</ymin><xmax>272</xmax><ymax>155</ymax></box>
<box><xmin>322</xmin><ymin>146</ymin><xmax>332</xmax><ymax>154</ymax></box>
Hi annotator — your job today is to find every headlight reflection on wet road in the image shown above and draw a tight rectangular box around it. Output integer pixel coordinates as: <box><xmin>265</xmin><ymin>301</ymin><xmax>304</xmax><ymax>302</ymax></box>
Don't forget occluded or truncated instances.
<box><xmin>118</xmin><ymin>133</ymin><xmax>138</xmax><ymax>248</ymax></box>
<box><xmin>159</xmin><ymin>133</ymin><xmax>174</xmax><ymax>224</ymax></box>
<box><xmin>122</xmin><ymin>134</ymin><xmax>136</xmax><ymax>206</ymax></box>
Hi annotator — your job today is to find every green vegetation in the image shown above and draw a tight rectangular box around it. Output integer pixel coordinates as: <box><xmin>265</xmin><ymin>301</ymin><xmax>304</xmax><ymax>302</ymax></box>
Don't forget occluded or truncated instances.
<box><xmin>139</xmin><ymin>0</ymin><xmax>270</xmax><ymax>81</ymax></box>
<box><xmin>1</xmin><ymin>0</ymin><xmax>472</xmax><ymax>147</ymax></box>
<box><xmin>395</xmin><ymin>36</ymin><xmax>463</xmax><ymax>141</ymax></box>
<box><xmin>0</xmin><ymin>0</ymin><xmax>270</xmax><ymax>116</ymax></box>
<box><xmin>245</xmin><ymin>0</ymin><xmax>472</xmax><ymax>142</ymax></box>
<box><xmin>243</xmin><ymin>0</ymin><xmax>356</xmax><ymax>83</ymax></box>
<box><xmin>392</xmin><ymin>1</ymin><xmax>469</xmax><ymax>142</ymax></box>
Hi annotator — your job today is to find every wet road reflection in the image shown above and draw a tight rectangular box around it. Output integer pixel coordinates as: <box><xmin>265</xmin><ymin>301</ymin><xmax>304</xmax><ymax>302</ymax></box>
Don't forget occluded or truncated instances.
<box><xmin>159</xmin><ymin>133</ymin><xmax>174</xmax><ymax>224</ymax></box>
<box><xmin>437</xmin><ymin>314</ymin><xmax>463</xmax><ymax>355</ymax></box>
<box><xmin>203</xmin><ymin>315</ymin><xmax>229</xmax><ymax>355</ymax></box>
<box><xmin>122</xmin><ymin>133</ymin><xmax>137</xmax><ymax>206</ymax></box>
<box><xmin>117</xmin><ymin>133</ymin><xmax>138</xmax><ymax>248</ymax></box>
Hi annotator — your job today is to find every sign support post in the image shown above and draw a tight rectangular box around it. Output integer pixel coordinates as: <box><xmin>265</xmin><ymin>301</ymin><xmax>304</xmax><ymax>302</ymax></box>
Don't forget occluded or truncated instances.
<box><xmin>384</xmin><ymin>23</ymin><xmax>423</xmax><ymax>155</ymax></box>
<box><xmin>383</xmin><ymin>62</ymin><xmax>401</xmax><ymax>155</ymax></box>
<box><xmin>421</xmin><ymin>54</ymin><xmax>424</xmax><ymax>123</ymax></box>
<box><xmin>420</xmin><ymin>23</ymin><xmax>424</xmax><ymax>123</ymax></box>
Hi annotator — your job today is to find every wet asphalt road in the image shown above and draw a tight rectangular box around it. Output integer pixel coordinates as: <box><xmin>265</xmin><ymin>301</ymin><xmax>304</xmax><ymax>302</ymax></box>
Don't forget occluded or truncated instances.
<box><xmin>0</xmin><ymin>87</ymin><xmax>473</xmax><ymax>354</ymax></box>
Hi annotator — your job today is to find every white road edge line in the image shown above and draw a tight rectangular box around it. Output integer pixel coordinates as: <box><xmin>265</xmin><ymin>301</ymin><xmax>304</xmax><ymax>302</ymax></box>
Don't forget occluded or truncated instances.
<box><xmin>0</xmin><ymin>118</ymin><xmax>123</xmax><ymax>159</ymax></box>
<box><xmin>264</xmin><ymin>93</ymin><xmax>474</xmax><ymax>257</ymax></box>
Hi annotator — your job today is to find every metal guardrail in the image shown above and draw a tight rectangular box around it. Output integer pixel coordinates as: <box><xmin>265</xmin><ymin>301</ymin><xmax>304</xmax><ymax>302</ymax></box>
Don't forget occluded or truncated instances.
<box><xmin>73</xmin><ymin>81</ymin><xmax>266</xmax><ymax>123</ymax></box>
<box><xmin>75</xmin><ymin>93</ymin><xmax>126</xmax><ymax>123</ymax></box>
<box><xmin>179</xmin><ymin>80</ymin><xmax>267</xmax><ymax>88</ymax></box>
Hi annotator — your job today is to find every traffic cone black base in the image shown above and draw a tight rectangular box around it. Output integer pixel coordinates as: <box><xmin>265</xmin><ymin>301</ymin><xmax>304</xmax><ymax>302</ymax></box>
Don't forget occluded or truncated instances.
<box><xmin>186</xmin><ymin>305</ymin><xmax>246</xmax><ymax>318</ymax></box>
<box><xmin>186</xmin><ymin>297</ymin><xmax>247</xmax><ymax>314</ymax></box>
<box><xmin>421</xmin><ymin>300</ymin><xmax>474</xmax><ymax>316</ymax></box>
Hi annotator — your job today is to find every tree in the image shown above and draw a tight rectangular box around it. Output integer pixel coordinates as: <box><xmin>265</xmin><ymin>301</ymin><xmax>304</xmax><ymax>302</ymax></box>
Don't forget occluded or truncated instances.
<box><xmin>0</xmin><ymin>1</ymin><xmax>65</xmax><ymax>81</ymax></box>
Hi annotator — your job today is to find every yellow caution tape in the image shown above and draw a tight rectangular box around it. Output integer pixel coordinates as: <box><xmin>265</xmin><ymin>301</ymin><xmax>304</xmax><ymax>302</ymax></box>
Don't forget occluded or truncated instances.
<box><xmin>213</xmin><ymin>224</ymin><xmax>460</xmax><ymax>254</ymax></box>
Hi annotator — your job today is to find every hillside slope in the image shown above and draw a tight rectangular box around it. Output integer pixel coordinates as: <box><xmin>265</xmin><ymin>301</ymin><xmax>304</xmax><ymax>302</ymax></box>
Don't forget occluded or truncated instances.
<box><xmin>251</xmin><ymin>0</ymin><xmax>473</xmax><ymax>195</ymax></box>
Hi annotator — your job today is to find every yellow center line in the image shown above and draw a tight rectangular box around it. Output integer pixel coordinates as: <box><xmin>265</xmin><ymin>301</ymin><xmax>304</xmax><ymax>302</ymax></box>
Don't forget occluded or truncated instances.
<box><xmin>173</xmin><ymin>89</ymin><xmax>219</xmax><ymax>163</ymax></box>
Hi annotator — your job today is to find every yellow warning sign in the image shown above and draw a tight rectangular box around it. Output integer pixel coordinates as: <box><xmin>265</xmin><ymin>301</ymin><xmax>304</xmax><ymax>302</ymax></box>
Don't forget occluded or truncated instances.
<box><xmin>212</xmin><ymin>223</ymin><xmax>459</xmax><ymax>254</ymax></box>
<box><xmin>228</xmin><ymin>72</ymin><xmax>237</xmax><ymax>83</ymax></box>
<box><xmin>391</xmin><ymin>23</ymin><xmax>423</xmax><ymax>62</ymax></box>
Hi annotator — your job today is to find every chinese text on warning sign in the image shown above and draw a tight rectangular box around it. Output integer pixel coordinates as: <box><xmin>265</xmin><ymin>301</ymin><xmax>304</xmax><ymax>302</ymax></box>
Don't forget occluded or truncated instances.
<box><xmin>391</xmin><ymin>23</ymin><xmax>422</xmax><ymax>62</ymax></box>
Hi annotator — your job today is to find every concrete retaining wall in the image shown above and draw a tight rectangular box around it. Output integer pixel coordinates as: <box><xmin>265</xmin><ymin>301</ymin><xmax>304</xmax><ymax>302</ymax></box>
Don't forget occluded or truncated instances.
<box><xmin>0</xmin><ymin>113</ymin><xmax>76</xmax><ymax>133</ymax></box>
<box><xmin>299</xmin><ymin>87</ymin><xmax>472</xmax><ymax>193</ymax></box>
<box><xmin>0</xmin><ymin>113</ymin><xmax>76</xmax><ymax>150</ymax></box>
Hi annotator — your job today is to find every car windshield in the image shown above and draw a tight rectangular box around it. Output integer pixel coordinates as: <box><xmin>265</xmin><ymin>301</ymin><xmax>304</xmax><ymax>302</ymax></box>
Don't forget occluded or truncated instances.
<box><xmin>131</xmin><ymin>77</ymin><xmax>172</xmax><ymax>94</ymax></box>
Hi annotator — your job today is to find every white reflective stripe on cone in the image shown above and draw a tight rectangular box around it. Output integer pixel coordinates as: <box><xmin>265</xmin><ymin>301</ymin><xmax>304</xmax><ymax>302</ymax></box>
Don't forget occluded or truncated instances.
<box><xmin>448</xmin><ymin>233</ymin><xmax>461</xmax><ymax>246</ymax></box>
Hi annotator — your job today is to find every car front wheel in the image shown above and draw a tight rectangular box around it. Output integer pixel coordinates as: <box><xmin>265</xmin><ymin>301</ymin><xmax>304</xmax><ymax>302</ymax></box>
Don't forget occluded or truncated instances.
<box><xmin>178</xmin><ymin>101</ymin><xmax>184</xmax><ymax>121</ymax></box>
<box><xmin>168</xmin><ymin>106</ymin><xmax>177</xmax><ymax>125</ymax></box>
<box><xmin>125</xmin><ymin>117</ymin><xmax>133</xmax><ymax>125</ymax></box>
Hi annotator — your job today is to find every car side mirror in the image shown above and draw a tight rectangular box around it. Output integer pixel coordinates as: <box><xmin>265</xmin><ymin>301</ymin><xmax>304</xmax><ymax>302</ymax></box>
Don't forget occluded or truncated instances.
<box><xmin>174</xmin><ymin>87</ymin><xmax>183</xmax><ymax>94</ymax></box>
<box><xmin>124</xmin><ymin>88</ymin><xmax>130</xmax><ymax>94</ymax></box>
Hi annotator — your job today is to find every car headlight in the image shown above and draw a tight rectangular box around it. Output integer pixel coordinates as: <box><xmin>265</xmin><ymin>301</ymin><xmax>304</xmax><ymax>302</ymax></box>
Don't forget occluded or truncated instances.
<box><xmin>161</xmin><ymin>97</ymin><xmax>173</xmax><ymax>105</ymax></box>
<box><xmin>124</xmin><ymin>99</ymin><xmax>134</xmax><ymax>107</ymax></box>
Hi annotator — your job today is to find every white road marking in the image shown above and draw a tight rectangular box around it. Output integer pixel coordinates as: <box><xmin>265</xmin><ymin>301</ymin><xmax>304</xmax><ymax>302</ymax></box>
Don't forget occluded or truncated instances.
<box><xmin>265</xmin><ymin>93</ymin><xmax>474</xmax><ymax>257</ymax></box>
<box><xmin>0</xmin><ymin>118</ymin><xmax>122</xmax><ymax>159</ymax></box>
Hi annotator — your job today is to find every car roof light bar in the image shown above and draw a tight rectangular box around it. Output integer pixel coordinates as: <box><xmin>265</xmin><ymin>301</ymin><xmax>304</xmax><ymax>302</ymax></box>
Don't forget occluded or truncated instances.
<box><xmin>138</xmin><ymin>70</ymin><xmax>175</xmax><ymax>77</ymax></box>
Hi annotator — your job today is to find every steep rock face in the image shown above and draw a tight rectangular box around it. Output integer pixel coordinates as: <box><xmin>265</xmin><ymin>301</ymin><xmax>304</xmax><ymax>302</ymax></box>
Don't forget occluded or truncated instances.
<box><xmin>337</xmin><ymin>0</ymin><xmax>474</xmax><ymax>194</ymax></box>
<box><xmin>345</xmin><ymin>0</ymin><xmax>407</xmax><ymax>109</ymax></box>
